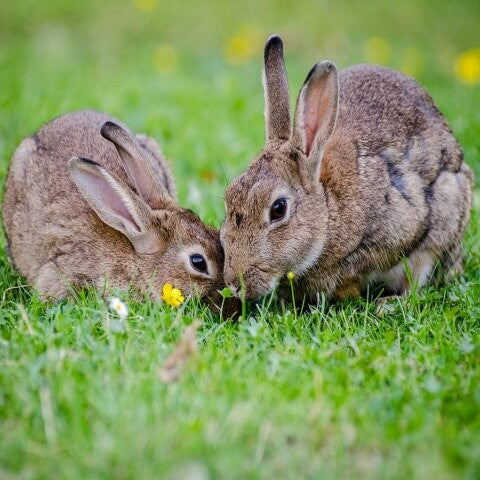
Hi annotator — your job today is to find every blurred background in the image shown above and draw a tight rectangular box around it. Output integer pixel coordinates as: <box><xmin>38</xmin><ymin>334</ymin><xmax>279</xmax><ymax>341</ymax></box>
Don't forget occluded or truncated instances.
<box><xmin>0</xmin><ymin>0</ymin><xmax>479</xmax><ymax>225</ymax></box>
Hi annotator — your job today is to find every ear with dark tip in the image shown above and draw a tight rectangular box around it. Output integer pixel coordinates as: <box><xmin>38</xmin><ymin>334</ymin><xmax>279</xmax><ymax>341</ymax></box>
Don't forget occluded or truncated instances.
<box><xmin>263</xmin><ymin>34</ymin><xmax>291</xmax><ymax>143</ymax></box>
<box><xmin>292</xmin><ymin>61</ymin><xmax>339</xmax><ymax>177</ymax></box>
<box><xmin>68</xmin><ymin>156</ymin><xmax>166</xmax><ymax>255</ymax></box>
<box><xmin>100</xmin><ymin>121</ymin><xmax>171</xmax><ymax>210</ymax></box>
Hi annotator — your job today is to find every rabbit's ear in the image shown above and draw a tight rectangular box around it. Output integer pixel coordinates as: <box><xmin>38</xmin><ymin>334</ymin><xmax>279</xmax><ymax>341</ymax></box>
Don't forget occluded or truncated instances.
<box><xmin>100</xmin><ymin>122</ymin><xmax>172</xmax><ymax>210</ymax></box>
<box><xmin>292</xmin><ymin>61</ymin><xmax>338</xmax><ymax>178</ymax></box>
<box><xmin>263</xmin><ymin>35</ymin><xmax>291</xmax><ymax>143</ymax></box>
<box><xmin>69</xmin><ymin>157</ymin><xmax>165</xmax><ymax>254</ymax></box>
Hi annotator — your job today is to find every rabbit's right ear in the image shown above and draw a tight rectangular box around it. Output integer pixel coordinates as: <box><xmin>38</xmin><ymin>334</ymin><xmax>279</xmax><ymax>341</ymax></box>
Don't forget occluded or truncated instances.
<box><xmin>263</xmin><ymin>35</ymin><xmax>291</xmax><ymax>143</ymax></box>
<box><xmin>292</xmin><ymin>61</ymin><xmax>339</xmax><ymax>182</ymax></box>
<box><xmin>69</xmin><ymin>157</ymin><xmax>166</xmax><ymax>255</ymax></box>
<box><xmin>100</xmin><ymin>122</ymin><xmax>172</xmax><ymax>210</ymax></box>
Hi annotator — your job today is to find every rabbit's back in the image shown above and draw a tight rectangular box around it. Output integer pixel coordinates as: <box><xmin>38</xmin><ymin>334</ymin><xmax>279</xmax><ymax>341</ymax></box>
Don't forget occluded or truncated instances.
<box><xmin>6</xmin><ymin>111</ymin><xmax>134</xmax><ymax>221</ymax></box>
<box><xmin>36</xmin><ymin>110</ymin><xmax>121</xmax><ymax>166</ymax></box>
<box><xmin>336</xmin><ymin>65</ymin><xmax>463</xmax><ymax>179</ymax></box>
<box><xmin>317</xmin><ymin>65</ymin><xmax>472</xmax><ymax>296</ymax></box>
<box><xmin>31</xmin><ymin>110</ymin><xmax>144</xmax><ymax>184</ymax></box>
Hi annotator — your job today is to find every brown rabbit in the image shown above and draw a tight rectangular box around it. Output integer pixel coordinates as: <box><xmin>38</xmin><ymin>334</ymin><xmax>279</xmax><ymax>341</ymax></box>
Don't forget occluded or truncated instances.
<box><xmin>3</xmin><ymin>110</ymin><xmax>227</xmax><ymax>306</ymax></box>
<box><xmin>221</xmin><ymin>35</ymin><xmax>473</xmax><ymax>302</ymax></box>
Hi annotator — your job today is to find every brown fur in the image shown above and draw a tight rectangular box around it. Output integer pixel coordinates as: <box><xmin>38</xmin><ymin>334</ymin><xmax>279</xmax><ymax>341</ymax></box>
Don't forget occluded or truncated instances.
<box><xmin>221</xmin><ymin>36</ymin><xmax>473</xmax><ymax>301</ymax></box>
<box><xmin>3</xmin><ymin>110</ymin><xmax>227</xmax><ymax>306</ymax></box>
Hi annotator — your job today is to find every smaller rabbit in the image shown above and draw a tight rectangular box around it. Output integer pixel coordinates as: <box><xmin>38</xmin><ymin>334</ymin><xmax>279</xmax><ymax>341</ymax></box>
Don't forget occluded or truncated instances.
<box><xmin>221</xmin><ymin>36</ymin><xmax>473</xmax><ymax>302</ymax></box>
<box><xmin>3</xmin><ymin>110</ymin><xmax>228</xmax><ymax>308</ymax></box>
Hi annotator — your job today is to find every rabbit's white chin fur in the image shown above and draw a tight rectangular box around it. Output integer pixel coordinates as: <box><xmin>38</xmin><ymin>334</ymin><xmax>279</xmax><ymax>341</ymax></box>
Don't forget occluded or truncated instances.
<box><xmin>293</xmin><ymin>244</ymin><xmax>323</xmax><ymax>277</ymax></box>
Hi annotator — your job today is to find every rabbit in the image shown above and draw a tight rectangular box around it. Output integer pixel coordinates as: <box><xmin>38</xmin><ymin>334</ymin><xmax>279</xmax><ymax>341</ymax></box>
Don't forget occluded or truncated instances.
<box><xmin>220</xmin><ymin>35</ymin><xmax>473</xmax><ymax>302</ymax></box>
<box><xmin>3</xmin><ymin>110</ymin><xmax>229</xmax><ymax>309</ymax></box>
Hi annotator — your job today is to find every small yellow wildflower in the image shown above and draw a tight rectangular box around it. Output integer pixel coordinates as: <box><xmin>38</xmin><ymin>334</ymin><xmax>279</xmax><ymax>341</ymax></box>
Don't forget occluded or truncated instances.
<box><xmin>364</xmin><ymin>36</ymin><xmax>390</xmax><ymax>65</ymax></box>
<box><xmin>109</xmin><ymin>297</ymin><xmax>128</xmax><ymax>319</ymax></box>
<box><xmin>287</xmin><ymin>271</ymin><xmax>295</xmax><ymax>281</ymax></box>
<box><xmin>152</xmin><ymin>44</ymin><xmax>178</xmax><ymax>74</ymax></box>
<box><xmin>455</xmin><ymin>48</ymin><xmax>480</xmax><ymax>85</ymax></box>
<box><xmin>132</xmin><ymin>0</ymin><xmax>158</xmax><ymax>12</ymax></box>
<box><xmin>224</xmin><ymin>25</ymin><xmax>263</xmax><ymax>65</ymax></box>
<box><xmin>162</xmin><ymin>283</ymin><xmax>185</xmax><ymax>308</ymax></box>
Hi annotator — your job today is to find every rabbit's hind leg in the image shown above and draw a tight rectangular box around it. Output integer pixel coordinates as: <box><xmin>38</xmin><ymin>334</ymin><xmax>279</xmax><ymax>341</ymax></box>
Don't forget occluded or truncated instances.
<box><xmin>372</xmin><ymin>249</ymin><xmax>436</xmax><ymax>315</ymax></box>
<box><xmin>32</xmin><ymin>262</ymin><xmax>69</xmax><ymax>301</ymax></box>
<box><xmin>376</xmin><ymin>163</ymin><xmax>473</xmax><ymax>296</ymax></box>
<box><xmin>421</xmin><ymin>164</ymin><xmax>472</xmax><ymax>284</ymax></box>
<box><xmin>364</xmin><ymin>248</ymin><xmax>437</xmax><ymax>310</ymax></box>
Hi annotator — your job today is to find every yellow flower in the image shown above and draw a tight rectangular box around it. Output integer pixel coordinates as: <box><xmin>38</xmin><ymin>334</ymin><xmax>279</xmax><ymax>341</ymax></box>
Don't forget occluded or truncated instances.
<box><xmin>224</xmin><ymin>25</ymin><xmax>263</xmax><ymax>65</ymax></box>
<box><xmin>162</xmin><ymin>283</ymin><xmax>185</xmax><ymax>308</ymax></box>
<box><xmin>132</xmin><ymin>0</ymin><xmax>158</xmax><ymax>12</ymax></box>
<box><xmin>287</xmin><ymin>271</ymin><xmax>295</xmax><ymax>281</ymax></box>
<box><xmin>455</xmin><ymin>48</ymin><xmax>480</xmax><ymax>85</ymax></box>
<box><xmin>152</xmin><ymin>44</ymin><xmax>178</xmax><ymax>74</ymax></box>
<box><xmin>364</xmin><ymin>36</ymin><xmax>390</xmax><ymax>65</ymax></box>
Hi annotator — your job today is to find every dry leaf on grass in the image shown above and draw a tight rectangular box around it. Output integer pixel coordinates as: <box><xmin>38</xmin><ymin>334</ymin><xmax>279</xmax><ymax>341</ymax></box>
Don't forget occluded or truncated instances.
<box><xmin>160</xmin><ymin>320</ymin><xmax>202</xmax><ymax>383</ymax></box>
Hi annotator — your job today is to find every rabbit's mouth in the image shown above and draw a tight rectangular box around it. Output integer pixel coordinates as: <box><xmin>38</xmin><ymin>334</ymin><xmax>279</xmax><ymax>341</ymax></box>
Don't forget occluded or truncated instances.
<box><xmin>226</xmin><ymin>265</ymin><xmax>279</xmax><ymax>301</ymax></box>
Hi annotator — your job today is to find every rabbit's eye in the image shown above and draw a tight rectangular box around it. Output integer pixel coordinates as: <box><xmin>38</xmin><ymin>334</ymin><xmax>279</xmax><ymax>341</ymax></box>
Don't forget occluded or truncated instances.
<box><xmin>190</xmin><ymin>254</ymin><xmax>208</xmax><ymax>274</ymax></box>
<box><xmin>270</xmin><ymin>197</ymin><xmax>287</xmax><ymax>223</ymax></box>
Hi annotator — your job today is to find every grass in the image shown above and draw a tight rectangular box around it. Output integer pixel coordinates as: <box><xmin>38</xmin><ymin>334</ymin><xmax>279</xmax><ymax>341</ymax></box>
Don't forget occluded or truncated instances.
<box><xmin>1</xmin><ymin>0</ymin><xmax>480</xmax><ymax>478</ymax></box>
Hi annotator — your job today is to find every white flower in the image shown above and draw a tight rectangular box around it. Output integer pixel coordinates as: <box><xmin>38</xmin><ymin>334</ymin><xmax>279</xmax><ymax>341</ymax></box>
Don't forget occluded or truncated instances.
<box><xmin>109</xmin><ymin>297</ymin><xmax>128</xmax><ymax>319</ymax></box>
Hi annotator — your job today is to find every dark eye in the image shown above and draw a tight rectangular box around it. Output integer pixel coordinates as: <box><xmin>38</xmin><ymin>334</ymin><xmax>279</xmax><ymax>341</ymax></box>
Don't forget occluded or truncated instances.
<box><xmin>190</xmin><ymin>254</ymin><xmax>208</xmax><ymax>274</ymax></box>
<box><xmin>270</xmin><ymin>197</ymin><xmax>288</xmax><ymax>223</ymax></box>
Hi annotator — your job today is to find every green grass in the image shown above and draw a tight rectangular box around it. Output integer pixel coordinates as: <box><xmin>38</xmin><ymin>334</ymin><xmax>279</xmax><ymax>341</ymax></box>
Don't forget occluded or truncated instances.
<box><xmin>1</xmin><ymin>0</ymin><xmax>480</xmax><ymax>478</ymax></box>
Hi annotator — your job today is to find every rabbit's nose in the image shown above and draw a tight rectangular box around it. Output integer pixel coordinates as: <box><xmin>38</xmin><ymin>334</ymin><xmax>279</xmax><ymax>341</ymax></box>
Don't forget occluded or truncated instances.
<box><xmin>224</xmin><ymin>261</ymin><xmax>244</xmax><ymax>297</ymax></box>
<box><xmin>224</xmin><ymin>273</ymin><xmax>241</xmax><ymax>297</ymax></box>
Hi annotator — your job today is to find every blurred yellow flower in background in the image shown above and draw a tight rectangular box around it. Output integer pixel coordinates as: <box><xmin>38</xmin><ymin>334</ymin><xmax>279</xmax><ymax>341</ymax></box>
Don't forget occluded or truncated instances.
<box><xmin>455</xmin><ymin>48</ymin><xmax>480</xmax><ymax>85</ymax></box>
<box><xmin>162</xmin><ymin>283</ymin><xmax>185</xmax><ymax>308</ymax></box>
<box><xmin>224</xmin><ymin>25</ymin><xmax>263</xmax><ymax>65</ymax></box>
<box><xmin>132</xmin><ymin>0</ymin><xmax>158</xmax><ymax>12</ymax></box>
<box><xmin>152</xmin><ymin>44</ymin><xmax>178</xmax><ymax>74</ymax></box>
<box><xmin>200</xmin><ymin>169</ymin><xmax>216</xmax><ymax>183</ymax></box>
<box><xmin>364</xmin><ymin>36</ymin><xmax>390</xmax><ymax>65</ymax></box>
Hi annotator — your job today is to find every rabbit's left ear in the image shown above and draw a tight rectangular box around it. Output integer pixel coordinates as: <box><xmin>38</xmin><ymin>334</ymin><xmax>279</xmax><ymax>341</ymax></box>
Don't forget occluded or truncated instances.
<box><xmin>100</xmin><ymin>121</ymin><xmax>174</xmax><ymax>210</ymax></box>
<box><xmin>292</xmin><ymin>61</ymin><xmax>339</xmax><ymax>180</ymax></box>
<box><xmin>263</xmin><ymin>35</ymin><xmax>291</xmax><ymax>143</ymax></box>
